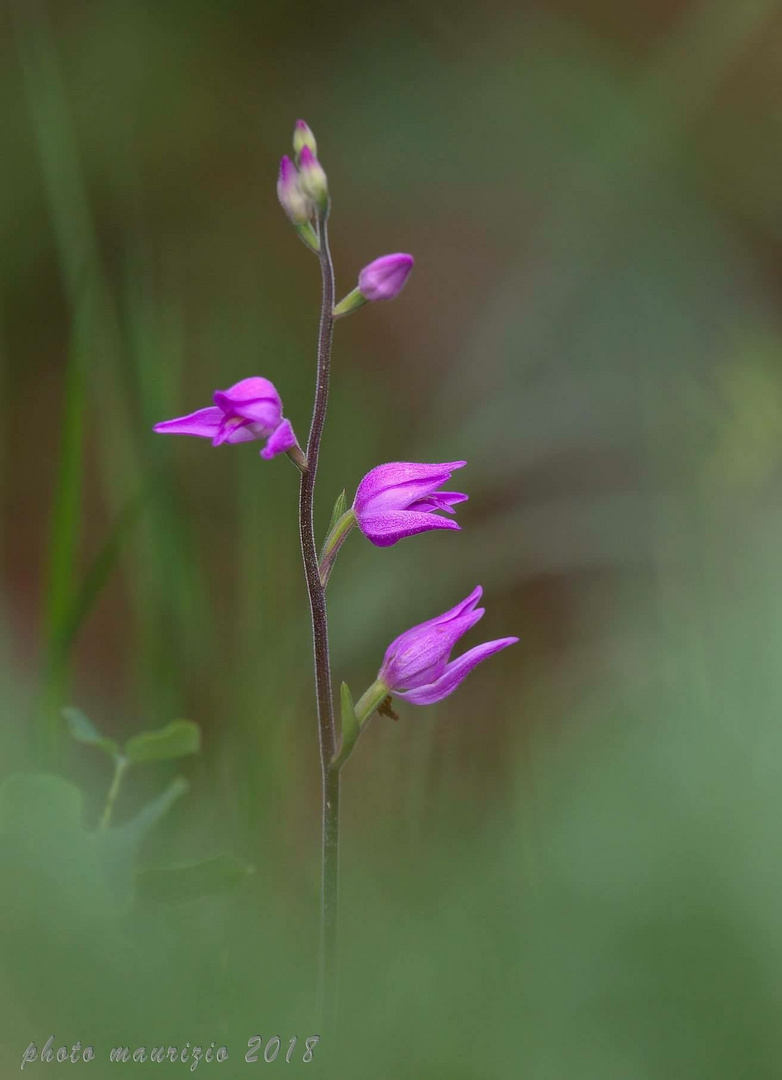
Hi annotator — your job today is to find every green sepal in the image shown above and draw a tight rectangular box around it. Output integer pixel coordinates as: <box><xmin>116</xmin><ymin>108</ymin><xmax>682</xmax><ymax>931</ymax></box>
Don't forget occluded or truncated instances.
<box><xmin>295</xmin><ymin>222</ymin><xmax>320</xmax><ymax>253</ymax></box>
<box><xmin>354</xmin><ymin>678</ymin><xmax>392</xmax><ymax>727</ymax></box>
<box><xmin>62</xmin><ymin>706</ymin><xmax>120</xmax><ymax>759</ymax></box>
<box><xmin>124</xmin><ymin>720</ymin><xmax>201</xmax><ymax>765</ymax></box>
<box><xmin>326</xmin><ymin>490</ymin><xmax>347</xmax><ymax>541</ymax></box>
<box><xmin>331</xmin><ymin>682</ymin><xmax>360</xmax><ymax>769</ymax></box>
<box><xmin>332</xmin><ymin>286</ymin><xmax>367</xmax><ymax>319</ymax></box>
<box><xmin>319</xmin><ymin>507</ymin><xmax>357</xmax><ymax>588</ymax></box>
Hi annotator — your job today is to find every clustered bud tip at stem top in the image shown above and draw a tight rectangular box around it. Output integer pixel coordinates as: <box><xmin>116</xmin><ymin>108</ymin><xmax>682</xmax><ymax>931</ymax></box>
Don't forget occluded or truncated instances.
<box><xmin>276</xmin><ymin>121</ymin><xmax>327</xmax><ymax>251</ymax></box>
<box><xmin>293</xmin><ymin>119</ymin><xmax>317</xmax><ymax>161</ymax></box>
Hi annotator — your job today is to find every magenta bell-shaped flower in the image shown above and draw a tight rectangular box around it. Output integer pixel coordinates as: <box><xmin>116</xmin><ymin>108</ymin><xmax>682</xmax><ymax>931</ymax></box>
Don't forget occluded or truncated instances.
<box><xmin>153</xmin><ymin>377</ymin><xmax>299</xmax><ymax>461</ymax></box>
<box><xmin>370</xmin><ymin>586</ymin><xmax>518</xmax><ymax>707</ymax></box>
<box><xmin>353</xmin><ymin>461</ymin><xmax>468</xmax><ymax>547</ymax></box>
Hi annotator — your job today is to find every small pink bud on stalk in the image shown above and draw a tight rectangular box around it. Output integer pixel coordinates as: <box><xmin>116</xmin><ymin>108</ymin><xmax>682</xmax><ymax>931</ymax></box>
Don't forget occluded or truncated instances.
<box><xmin>277</xmin><ymin>155</ymin><xmax>309</xmax><ymax>223</ymax></box>
<box><xmin>298</xmin><ymin>146</ymin><xmax>329</xmax><ymax>214</ymax></box>
<box><xmin>332</xmin><ymin>253</ymin><xmax>414</xmax><ymax>318</ymax></box>
<box><xmin>293</xmin><ymin>119</ymin><xmax>317</xmax><ymax>162</ymax></box>
<box><xmin>277</xmin><ymin>155</ymin><xmax>319</xmax><ymax>252</ymax></box>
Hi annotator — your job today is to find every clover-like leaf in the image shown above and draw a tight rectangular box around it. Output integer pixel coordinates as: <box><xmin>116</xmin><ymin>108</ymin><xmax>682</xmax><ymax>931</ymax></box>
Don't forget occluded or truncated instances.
<box><xmin>62</xmin><ymin>707</ymin><xmax>119</xmax><ymax>758</ymax></box>
<box><xmin>123</xmin><ymin>720</ymin><xmax>200</xmax><ymax>765</ymax></box>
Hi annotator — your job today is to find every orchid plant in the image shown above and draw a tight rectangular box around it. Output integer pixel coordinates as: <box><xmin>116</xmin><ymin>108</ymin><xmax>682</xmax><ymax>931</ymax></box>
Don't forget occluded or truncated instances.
<box><xmin>154</xmin><ymin>120</ymin><xmax>517</xmax><ymax>1027</ymax></box>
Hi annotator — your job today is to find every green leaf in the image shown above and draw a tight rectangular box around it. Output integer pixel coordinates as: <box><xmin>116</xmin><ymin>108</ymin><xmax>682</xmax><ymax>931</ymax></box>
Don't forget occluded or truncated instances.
<box><xmin>0</xmin><ymin>774</ymin><xmax>115</xmax><ymax>924</ymax></box>
<box><xmin>135</xmin><ymin>854</ymin><xmax>254</xmax><ymax>905</ymax></box>
<box><xmin>0</xmin><ymin>772</ymin><xmax>84</xmax><ymax>835</ymax></box>
<box><xmin>96</xmin><ymin>777</ymin><xmax>190</xmax><ymax>900</ymax></box>
<box><xmin>327</xmin><ymin>489</ymin><xmax>347</xmax><ymax>538</ymax></box>
<box><xmin>123</xmin><ymin>720</ymin><xmax>200</xmax><ymax>764</ymax></box>
<box><xmin>57</xmin><ymin>488</ymin><xmax>147</xmax><ymax>661</ymax></box>
<box><xmin>62</xmin><ymin>706</ymin><xmax>119</xmax><ymax>758</ymax></box>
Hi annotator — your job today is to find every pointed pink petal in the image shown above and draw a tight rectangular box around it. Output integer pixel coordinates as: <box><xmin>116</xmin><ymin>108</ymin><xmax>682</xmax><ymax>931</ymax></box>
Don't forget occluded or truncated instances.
<box><xmin>153</xmin><ymin>406</ymin><xmax>222</xmax><ymax>439</ymax></box>
<box><xmin>407</xmin><ymin>491</ymin><xmax>469</xmax><ymax>515</ymax></box>
<box><xmin>378</xmin><ymin>587</ymin><xmax>485</xmax><ymax>686</ymax></box>
<box><xmin>260</xmin><ymin>418</ymin><xmax>298</xmax><ymax>460</ymax></box>
<box><xmin>358</xmin><ymin>509</ymin><xmax>461</xmax><ymax>547</ymax></box>
<box><xmin>397</xmin><ymin>637</ymin><xmax>519</xmax><ymax>705</ymax></box>
<box><xmin>384</xmin><ymin>587</ymin><xmax>483</xmax><ymax>650</ymax></box>
<box><xmin>385</xmin><ymin>608</ymin><xmax>486</xmax><ymax>690</ymax></box>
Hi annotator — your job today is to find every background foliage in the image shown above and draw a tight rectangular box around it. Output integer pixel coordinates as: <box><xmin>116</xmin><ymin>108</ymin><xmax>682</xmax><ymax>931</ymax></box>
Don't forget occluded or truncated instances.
<box><xmin>2</xmin><ymin>0</ymin><xmax>782</xmax><ymax>1075</ymax></box>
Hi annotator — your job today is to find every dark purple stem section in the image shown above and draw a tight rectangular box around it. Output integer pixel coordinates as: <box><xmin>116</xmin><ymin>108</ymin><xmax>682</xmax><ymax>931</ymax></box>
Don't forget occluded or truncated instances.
<box><xmin>298</xmin><ymin>209</ymin><xmax>340</xmax><ymax>1028</ymax></box>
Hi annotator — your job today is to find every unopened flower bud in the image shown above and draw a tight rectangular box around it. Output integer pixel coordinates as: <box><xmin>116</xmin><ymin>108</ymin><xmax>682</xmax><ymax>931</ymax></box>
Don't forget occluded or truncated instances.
<box><xmin>358</xmin><ymin>253</ymin><xmax>414</xmax><ymax>301</ymax></box>
<box><xmin>293</xmin><ymin>119</ymin><xmax>317</xmax><ymax>161</ymax></box>
<box><xmin>298</xmin><ymin>146</ymin><xmax>329</xmax><ymax>213</ymax></box>
<box><xmin>332</xmin><ymin>253</ymin><xmax>415</xmax><ymax>317</ymax></box>
<box><xmin>277</xmin><ymin>155</ymin><xmax>311</xmax><ymax>225</ymax></box>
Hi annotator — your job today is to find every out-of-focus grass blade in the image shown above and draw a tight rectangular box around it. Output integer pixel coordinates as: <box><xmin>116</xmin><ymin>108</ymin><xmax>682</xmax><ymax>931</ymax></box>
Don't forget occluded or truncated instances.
<box><xmin>14</xmin><ymin>3</ymin><xmax>188</xmax><ymax>758</ymax></box>
<box><xmin>55</xmin><ymin>486</ymin><xmax>147</xmax><ymax>660</ymax></box>
<box><xmin>34</xmin><ymin>311</ymin><xmax>87</xmax><ymax>764</ymax></box>
<box><xmin>35</xmin><ymin>482</ymin><xmax>146</xmax><ymax>765</ymax></box>
<box><xmin>13</xmin><ymin>0</ymin><xmax>109</xmax><ymax>763</ymax></box>
<box><xmin>11</xmin><ymin>0</ymin><xmax>99</xmax><ymax>306</ymax></box>
<box><xmin>42</xmin><ymin>338</ymin><xmax>84</xmax><ymax>641</ymax></box>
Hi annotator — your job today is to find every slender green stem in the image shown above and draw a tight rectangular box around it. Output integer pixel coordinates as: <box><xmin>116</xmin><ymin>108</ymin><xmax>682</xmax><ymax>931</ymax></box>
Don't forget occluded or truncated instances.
<box><xmin>297</xmin><ymin>209</ymin><xmax>340</xmax><ymax>1029</ymax></box>
<box><xmin>99</xmin><ymin>755</ymin><xmax>129</xmax><ymax>831</ymax></box>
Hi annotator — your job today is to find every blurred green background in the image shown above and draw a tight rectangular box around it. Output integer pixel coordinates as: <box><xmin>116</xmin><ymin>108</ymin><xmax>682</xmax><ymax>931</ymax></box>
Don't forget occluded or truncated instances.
<box><xmin>3</xmin><ymin>0</ymin><xmax>782</xmax><ymax>1075</ymax></box>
